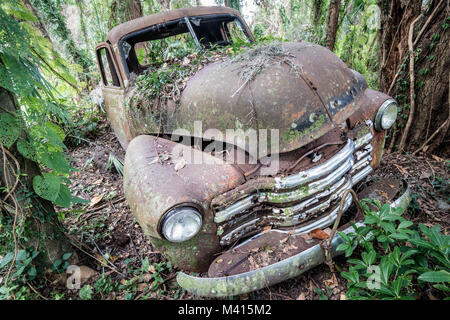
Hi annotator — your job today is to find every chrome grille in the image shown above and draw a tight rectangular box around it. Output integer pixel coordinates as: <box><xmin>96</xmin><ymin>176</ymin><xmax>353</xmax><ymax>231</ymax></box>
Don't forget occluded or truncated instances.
<box><xmin>216</xmin><ymin>121</ymin><xmax>374</xmax><ymax>246</ymax></box>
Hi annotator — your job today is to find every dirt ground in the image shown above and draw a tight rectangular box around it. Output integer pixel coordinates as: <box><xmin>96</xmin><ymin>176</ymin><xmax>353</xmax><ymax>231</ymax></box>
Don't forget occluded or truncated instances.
<box><xmin>58</xmin><ymin>119</ymin><xmax>449</xmax><ymax>300</ymax></box>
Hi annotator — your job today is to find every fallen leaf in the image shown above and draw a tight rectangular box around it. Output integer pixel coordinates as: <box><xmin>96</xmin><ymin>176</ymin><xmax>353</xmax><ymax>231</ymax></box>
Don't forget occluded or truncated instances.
<box><xmin>394</xmin><ymin>164</ymin><xmax>407</xmax><ymax>175</ymax></box>
<box><xmin>89</xmin><ymin>194</ymin><xmax>103</xmax><ymax>207</ymax></box>
<box><xmin>148</xmin><ymin>157</ymin><xmax>159</xmax><ymax>165</ymax></box>
<box><xmin>137</xmin><ymin>283</ymin><xmax>148</xmax><ymax>292</ymax></box>
<box><xmin>148</xmin><ymin>265</ymin><xmax>156</xmax><ymax>274</ymax></box>
<box><xmin>174</xmin><ymin>158</ymin><xmax>187</xmax><ymax>171</ymax></box>
<box><xmin>181</xmin><ymin>57</ymin><xmax>190</xmax><ymax>66</ymax></box>
<box><xmin>419</xmin><ymin>171</ymin><xmax>432</xmax><ymax>180</ymax></box>
<box><xmin>216</xmin><ymin>259</ymin><xmax>223</xmax><ymax>264</ymax></box>
<box><xmin>94</xmin><ymin>253</ymin><xmax>108</xmax><ymax>267</ymax></box>
<box><xmin>431</xmin><ymin>154</ymin><xmax>444</xmax><ymax>162</ymax></box>
<box><xmin>324</xmin><ymin>273</ymin><xmax>338</xmax><ymax>289</ymax></box>
<box><xmin>262</xmin><ymin>225</ymin><xmax>272</xmax><ymax>234</ymax></box>
<box><xmin>296</xmin><ymin>292</ymin><xmax>306</xmax><ymax>300</ymax></box>
<box><xmin>310</xmin><ymin>228</ymin><xmax>329</xmax><ymax>240</ymax></box>
<box><xmin>299</xmin><ymin>233</ymin><xmax>313</xmax><ymax>241</ymax></box>
<box><xmin>340</xmin><ymin>293</ymin><xmax>346</xmax><ymax>300</ymax></box>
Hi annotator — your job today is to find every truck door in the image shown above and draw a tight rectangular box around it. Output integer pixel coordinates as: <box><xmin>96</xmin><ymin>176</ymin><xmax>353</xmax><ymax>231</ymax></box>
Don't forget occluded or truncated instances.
<box><xmin>95</xmin><ymin>42</ymin><xmax>131</xmax><ymax>150</ymax></box>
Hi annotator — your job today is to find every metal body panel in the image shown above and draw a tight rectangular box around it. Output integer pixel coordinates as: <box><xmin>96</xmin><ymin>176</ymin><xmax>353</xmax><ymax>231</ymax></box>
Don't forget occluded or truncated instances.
<box><xmin>176</xmin><ymin>180</ymin><xmax>411</xmax><ymax>297</ymax></box>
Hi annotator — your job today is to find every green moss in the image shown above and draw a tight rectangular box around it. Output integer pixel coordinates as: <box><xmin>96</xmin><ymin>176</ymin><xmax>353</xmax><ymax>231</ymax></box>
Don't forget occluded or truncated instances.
<box><xmin>281</xmin><ymin>114</ymin><xmax>326</xmax><ymax>145</ymax></box>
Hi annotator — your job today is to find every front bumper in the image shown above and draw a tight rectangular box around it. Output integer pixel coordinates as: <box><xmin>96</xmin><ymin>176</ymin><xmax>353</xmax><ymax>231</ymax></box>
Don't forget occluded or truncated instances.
<box><xmin>177</xmin><ymin>180</ymin><xmax>411</xmax><ymax>297</ymax></box>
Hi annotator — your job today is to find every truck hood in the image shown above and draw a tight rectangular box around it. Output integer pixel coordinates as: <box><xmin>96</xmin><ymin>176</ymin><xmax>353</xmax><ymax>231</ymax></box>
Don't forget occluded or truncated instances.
<box><xmin>151</xmin><ymin>41</ymin><xmax>366</xmax><ymax>155</ymax></box>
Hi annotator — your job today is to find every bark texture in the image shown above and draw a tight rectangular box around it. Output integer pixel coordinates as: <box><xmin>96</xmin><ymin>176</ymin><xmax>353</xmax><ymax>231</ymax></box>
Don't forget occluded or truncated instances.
<box><xmin>0</xmin><ymin>87</ymin><xmax>72</xmax><ymax>266</ymax></box>
<box><xmin>326</xmin><ymin>0</ymin><xmax>341</xmax><ymax>51</ymax></box>
<box><xmin>379</xmin><ymin>0</ymin><xmax>449</xmax><ymax>156</ymax></box>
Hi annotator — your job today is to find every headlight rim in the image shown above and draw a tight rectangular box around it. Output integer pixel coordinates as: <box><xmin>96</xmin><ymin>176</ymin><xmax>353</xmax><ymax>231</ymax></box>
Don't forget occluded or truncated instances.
<box><xmin>375</xmin><ymin>98</ymin><xmax>398</xmax><ymax>131</ymax></box>
<box><xmin>160</xmin><ymin>205</ymin><xmax>203</xmax><ymax>243</ymax></box>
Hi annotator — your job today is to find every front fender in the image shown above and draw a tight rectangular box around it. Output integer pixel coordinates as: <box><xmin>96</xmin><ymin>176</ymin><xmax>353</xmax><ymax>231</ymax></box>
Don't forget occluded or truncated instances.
<box><xmin>123</xmin><ymin>135</ymin><xmax>245</xmax><ymax>271</ymax></box>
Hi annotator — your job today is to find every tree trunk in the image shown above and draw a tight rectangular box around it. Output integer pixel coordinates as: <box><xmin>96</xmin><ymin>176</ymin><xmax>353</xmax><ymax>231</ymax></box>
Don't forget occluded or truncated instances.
<box><xmin>313</xmin><ymin>0</ymin><xmax>322</xmax><ymax>27</ymax></box>
<box><xmin>76</xmin><ymin>0</ymin><xmax>89</xmax><ymax>49</ymax></box>
<box><xmin>0</xmin><ymin>87</ymin><xmax>73</xmax><ymax>267</ymax></box>
<box><xmin>325</xmin><ymin>0</ymin><xmax>341</xmax><ymax>51</ymax></box>
<box><xmin>29</xmin><ymin>0</ymin><xmax>92</xmax><ymax>90</ymax></box>
<box><xmin>109</xmin><ymin>0</ymin><xmax>143</xmax><ymax>29</ymax></box>
<box><xmin>379</xmin><ymin>0</ymin><xmax>449</xmax><ymax>156</ymax></box>
<box><xmin>22</xmin><ymin>0</ymin><xmax>53</xmax><ymax>46</ymax></box>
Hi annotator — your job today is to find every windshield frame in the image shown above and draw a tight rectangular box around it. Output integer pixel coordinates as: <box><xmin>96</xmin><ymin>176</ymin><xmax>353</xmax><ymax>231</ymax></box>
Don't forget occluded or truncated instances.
<box><xmin>118</xmin><ymin>13</ymin><xmax>253</xmax><ymax>78</ymax></box>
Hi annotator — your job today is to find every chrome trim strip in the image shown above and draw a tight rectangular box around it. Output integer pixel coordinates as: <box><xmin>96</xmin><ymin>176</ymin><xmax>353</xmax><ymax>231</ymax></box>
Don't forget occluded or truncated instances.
<box><xmin>263</xmin><ymin>157</ymin><xmax>354</xmax><ymax>204</ymax></box>
<box><xmin>355</xmin><ymin>132</ymin><xmax>373</xmax><ymax>150</ymax></box>
<box><xmin>215</xmin><ymin>140</ymin><xmax>355</xmax><ymax>223</ymax></box>
<box><xmin>277</xmin><ymin>176</ymin><xmax>347</xmax><ymax>215</ymax></box>
<box><xmin>220</xmin><ymin>218</ymin><xmax>259</xmax><ymax>245</ymax></box>
<box><xmin>355</xmin><ymin>144</ymin><xmax>373</xmax><ymax>160</ymax></box>
<box><xmin>351</xmin><ymin>165</ymin><xmax>373</xmax><ymax>185</ymax></box>
<box><xmin>274</xmin><ymin>139</ymin><xmax>355</xmax><ymax>190</ymax></box>
<box><xmin>273</xmin><ymin>192</ymin><xmax>353</xmax><ymax>235</ymax></box>
<box><xmin>275</xmin><ymin>178</ymin><xmax>353</xmax><ymax>226</ymax></box>
<box><xmin>215</xmin><ymin>156</ymin><xmax>354</xmax><ymax>224</ymax></box>
<box><xmin>350</xmin><ymin>155</ymin><xmax>372</xmax><ymax>174</ymax></box>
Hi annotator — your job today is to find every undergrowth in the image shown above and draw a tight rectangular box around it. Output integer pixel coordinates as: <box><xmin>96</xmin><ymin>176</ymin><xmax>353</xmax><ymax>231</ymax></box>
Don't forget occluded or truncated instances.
<box><xmin>338</xmin><ymin>199</ymin><xmax>450</xmax><ymax>300</ymax></box>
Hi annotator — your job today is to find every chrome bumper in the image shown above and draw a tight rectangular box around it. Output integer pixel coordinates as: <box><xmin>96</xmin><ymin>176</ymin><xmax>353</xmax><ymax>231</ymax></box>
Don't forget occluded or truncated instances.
<box><xmin>177</xmin><ymin>180</ymin><xmax>411</xmax><ymax>297</ymax></box>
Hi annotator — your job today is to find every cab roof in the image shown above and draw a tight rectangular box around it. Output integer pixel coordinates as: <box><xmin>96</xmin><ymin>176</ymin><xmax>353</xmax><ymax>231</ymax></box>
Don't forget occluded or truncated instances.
<box><xmin>105</xmin><ymin>6</ymin><xmax>243</xmax><ymax>45</ymax></box>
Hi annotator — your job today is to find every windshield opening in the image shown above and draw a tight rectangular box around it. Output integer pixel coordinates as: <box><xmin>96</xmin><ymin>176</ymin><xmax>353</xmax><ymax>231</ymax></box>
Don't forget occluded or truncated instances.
<box><xmin>119</xmin><ymin>14</ymin><xmax>252</xmax><ymax>76</ymax></box>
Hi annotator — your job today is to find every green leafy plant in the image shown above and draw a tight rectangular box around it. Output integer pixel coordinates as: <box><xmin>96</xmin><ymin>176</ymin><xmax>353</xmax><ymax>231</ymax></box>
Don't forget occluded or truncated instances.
<box><xmin>79</xmin><ymin>285</ymin><xmax>93</xmax><ymax>300</ymax></box>
<box><xmin>337</xmin><ymin>200</ymin><xmax>450</xmax><ymax>300</ymax></box>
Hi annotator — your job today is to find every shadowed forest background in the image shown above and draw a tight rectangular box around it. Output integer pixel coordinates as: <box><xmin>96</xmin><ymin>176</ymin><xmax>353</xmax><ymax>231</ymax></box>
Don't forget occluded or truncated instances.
<box><xmin>0</xmin><ymin>0</ymin><xmax>448</xmax><ymax>300</ymax></box>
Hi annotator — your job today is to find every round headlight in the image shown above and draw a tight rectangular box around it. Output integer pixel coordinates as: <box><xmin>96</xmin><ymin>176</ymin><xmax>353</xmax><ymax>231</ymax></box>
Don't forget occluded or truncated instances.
<box><xmin>161</xmin><ymin>207</ymin><xmax>202</xmax><ymax>242</ymax></box>
<box><xmin>375</xmin><ymin>99</ymin><xmax>398</xmax><ymax>131</ymax></box>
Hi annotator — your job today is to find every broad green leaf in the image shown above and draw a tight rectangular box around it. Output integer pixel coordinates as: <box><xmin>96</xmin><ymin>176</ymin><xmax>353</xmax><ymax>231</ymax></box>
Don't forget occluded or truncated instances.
<box><xmin>16</xmin><ymin>138</ymin><xmax>35</xmax><ymax>160</ymax></box>
<box><xmin>33</xmin><ymin>173</ymin><xmax>61</xmax><ymax>202</ymax></box>
<box><xmin>433</xmin><ymin>284</ymin><xmax>450</xmax><ymax>292</ymax></box>
<box><xmin>62</xmin><ymin>252</ymin><xmax>73</xmax><ymax>261</ymax></box>
<box><xmin>0</xmin><ymin>113</ymin><xmax>20</xmax><ymax>148</ymax></box>
<box><xmin>15</xmin><ymin>249</ymin><xmax>28</xmax><ymax>262</ymax></box>
<box><xmin>53</xmin><ymin>184</ymin><xmax>72</xmax><ymax>208</ymax></box>
<box><xmin>0</xmin><ymin>252</ymin><xmax>14</xmax><ymax>269</ymax></box>
<box><xmin>336</xmin><ymin>243</ymin><xmax>349</xmax><ymax>252</ymax></box>
<box><xmin>418</xmin><ymin>270</ymin><xmax>450</xmax><ymax>283</ymax></box>
<box><xmin>398</xmin><ymin>220</ymin><xmax>413</xmax><ymax>229</ymax></box>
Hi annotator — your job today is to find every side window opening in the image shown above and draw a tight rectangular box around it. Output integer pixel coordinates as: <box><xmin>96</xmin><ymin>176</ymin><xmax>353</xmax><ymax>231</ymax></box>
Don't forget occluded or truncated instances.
<box><xmin>97</xmin><ymin>47</ymin><xmax>120</xmax><ymax>87</ymax></box>
<box><xmin>223</xmin><ymin>19</ymin><xmax>249</xmax><ymax>45</ymax></box>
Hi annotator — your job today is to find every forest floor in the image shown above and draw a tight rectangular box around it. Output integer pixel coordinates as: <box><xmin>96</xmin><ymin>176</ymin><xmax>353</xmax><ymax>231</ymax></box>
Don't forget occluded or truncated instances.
<box><xmin>53</xmin><ymin>119</ymin><xmax>449</xmax><ymax>300</ymax></box>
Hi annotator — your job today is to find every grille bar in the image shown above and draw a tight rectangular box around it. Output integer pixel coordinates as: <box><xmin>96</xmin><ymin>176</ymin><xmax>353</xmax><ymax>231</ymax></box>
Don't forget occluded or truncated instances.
<box><xmin>214</xmin><ymin>139</ymin><xmax>355</xmax><ymax>224</ymax></box>
<box><xmin>216</xmin><ymin>122</ymin><xmax>375</xmax><ymax>246</ymax></box>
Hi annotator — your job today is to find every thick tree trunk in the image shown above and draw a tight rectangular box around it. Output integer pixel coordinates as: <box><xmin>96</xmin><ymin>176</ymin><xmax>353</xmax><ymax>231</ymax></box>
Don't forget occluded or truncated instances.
<box><xmin>0</xmin><ymin>87</ymin><xmax>73</xmax><ymax>267</ymax></box>
<box><xmin>379</xmin><ymin>0</ymin><xmax>449</xmax><ymax>156</ymax></box>
<box><xmin>109</xmin><ymin>0</ymin><xmax>143</xmax><ymax>29</ymax></box>
<box><xmin>326</xmin><ymin>0</ymin><xmax>341</xmax><ymax>51</ymax></box>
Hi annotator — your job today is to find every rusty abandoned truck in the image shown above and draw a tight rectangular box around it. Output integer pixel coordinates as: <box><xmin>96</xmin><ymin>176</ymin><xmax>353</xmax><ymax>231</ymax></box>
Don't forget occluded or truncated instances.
<box><xmin>95</xmin><ymin>6</ymin><xmax>411</xmax><ymax>297</ymax></box>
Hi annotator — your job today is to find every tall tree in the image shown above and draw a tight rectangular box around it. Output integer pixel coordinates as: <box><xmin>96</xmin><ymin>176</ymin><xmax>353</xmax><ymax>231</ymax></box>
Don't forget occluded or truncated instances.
<box><xmin>0</xmin><ymin>3</ymin><xmax>77</xmax><ymax>296</ymax></box>
<box><xmin>109</xmin><ymin>0</ymin><xmax>144</xmax><ymax>29</ymax></box>
<box><xmin>326</xmin><ymin>0</ymin><xmax>341</xmax><ymax>51</ymax></box>
<box><xmin>29</xmin><ymin>0</ymin><xmax>93</xmax><ymax>89</ymax></box>
<box><xmin>312</xmin><ymin>0</ymin><xmax>323</xmax><ymax>28</ymax></box>
<box><xmin>379</xmin><ymin>0</ymin><xmax>449</xmax><ymax>155</ymax></box>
